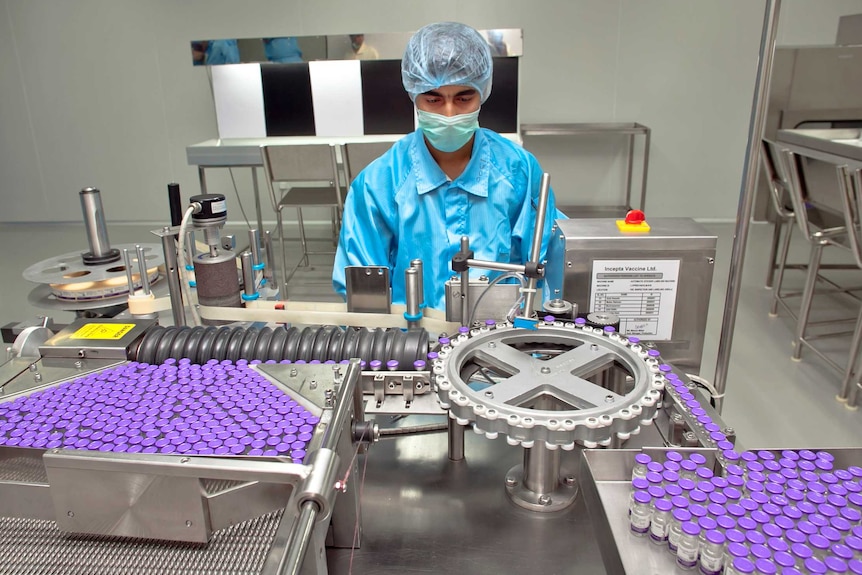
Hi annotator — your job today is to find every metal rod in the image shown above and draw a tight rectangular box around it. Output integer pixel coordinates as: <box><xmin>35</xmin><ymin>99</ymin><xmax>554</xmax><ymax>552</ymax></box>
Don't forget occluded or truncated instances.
<box><xmin>522</xmin><ymin>173</ymin><xmax>552</xmax><ymax>317</ymax></box>
<box><xmin>135</xmin><ymin>244</ymin><xmax>151</xmax><ymax>295</ymax></box>
<box><xmin>248</xmin><ymin>228</ymin><xmax>262</xmax><ymax>269</ymax></box>
<box><xmin>79</xmin><ymin>187</ymin><xmax>112</xmax><ymax>258</ymax></box>
<box><xmin>523</xmin><ymin>445</ymin><xmax>561</xmax><ymax>494</ymax></box>
<box><xmin>405</xmin><ymin>267</ymin><xmax>421</xmax><ymax>329</ymax></box>
<box><xmin>411</xmin><ymin>258</ymin><xmax>424</xmax><ymax>306</ymax></box>
<box><xmin>713</xmin><ymin>0</ymin><xmax>781</xmax><ymax>413</ymax></box>
<box><xmin>240</xmin><ymin>251</ymin><xmax>257</xmax><ymax>298</ymax></box>
<box><xmin>460</xmin><ymin>236</ymin><xmax>470</xmax><ymax>327</ymax></box>
<box><xmin>640</xmin><ymin>128</ymin><xmax>651</xmax><ymax>211</ymax></box>
<box><xmin>122</xmin><ymin>248</ymin><xmax>135</xmax><ymax>294</ymax></box>
<box><xmin>448</xmin><ymin>419</ymin><xmax>464</xmax><ymax>461</ymax></box>
<box><xmin>160</xmin><ymin>229</ymin><xmax>186</xmax><ymax>326</ymax></box>
<box><xmin>277</xmin><ymin>501</ymin><xmax>319</xmax><ymax>575</ymax></box>
<box><xmin>264</xmin><ymin>230</ymin><xmax>276</xmax><ymax>283</ymax></box>
<box><xmin>625</xmin><ymin>134</ymin><xmax>634</xmax><ymax>209</ymax></box>
<box><xmin>465</xmin><ymin>259</ymin><xmax>527</xmax><ymax>275</ymax></box>
<box><xmin>185</xmin><ymin>231</ymin><xmax>196</xmax><ymax>265</ymax></box>
<box><xmin>251</xmin><ymin>167</ymin><xmax>264</xmax><ymax>238</ymax></box>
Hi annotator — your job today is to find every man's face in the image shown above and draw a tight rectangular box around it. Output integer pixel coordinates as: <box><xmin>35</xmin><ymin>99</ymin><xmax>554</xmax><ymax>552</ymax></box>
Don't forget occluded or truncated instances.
<box><xmin>415</xmin><ymin>85</ymin><xmax>480</xmax><ymax>118</ymax></box>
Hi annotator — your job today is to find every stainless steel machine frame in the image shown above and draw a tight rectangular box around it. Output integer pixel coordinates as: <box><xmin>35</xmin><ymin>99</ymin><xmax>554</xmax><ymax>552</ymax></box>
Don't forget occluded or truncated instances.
<box><xmin>545</xmin><ymin>218</ymin><xmax>717</xmax><ymax>373</ymax></box>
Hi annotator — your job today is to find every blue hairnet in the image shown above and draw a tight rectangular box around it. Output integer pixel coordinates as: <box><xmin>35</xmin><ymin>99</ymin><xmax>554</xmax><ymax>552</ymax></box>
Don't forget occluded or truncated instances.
<box><xmin>401</xmin><ymin>22</ymin><xmax>493</xmax><ymax>103</ymax></box>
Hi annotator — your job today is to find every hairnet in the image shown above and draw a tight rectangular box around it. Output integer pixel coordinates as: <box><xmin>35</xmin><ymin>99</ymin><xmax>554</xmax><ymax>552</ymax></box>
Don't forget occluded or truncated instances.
<box><xmin>401</xmin><ymin>22</ymin><xmax>493</xmax><ymax>103</ymax></box>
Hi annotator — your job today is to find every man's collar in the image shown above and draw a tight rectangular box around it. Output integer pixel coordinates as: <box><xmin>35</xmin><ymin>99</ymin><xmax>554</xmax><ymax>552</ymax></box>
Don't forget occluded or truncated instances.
<box><xmin>412</xmin><ymin>130</ymin><xmax>489</xmax><ymax>197</ymax></box>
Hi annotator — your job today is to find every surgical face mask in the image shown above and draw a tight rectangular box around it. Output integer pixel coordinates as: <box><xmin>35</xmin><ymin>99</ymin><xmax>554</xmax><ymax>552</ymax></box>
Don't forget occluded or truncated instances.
<box><xmin>416</xmin><ymin>109</ymin><xmax>480</xmax><ymax>153</ymax></box>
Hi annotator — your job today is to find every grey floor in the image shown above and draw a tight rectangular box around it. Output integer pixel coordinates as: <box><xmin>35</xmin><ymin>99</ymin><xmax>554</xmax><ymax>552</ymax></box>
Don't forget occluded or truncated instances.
<box><xmin>1</xmin><ymin>220</ymin><xmax>861</xmax><ymax>450</ymax></box>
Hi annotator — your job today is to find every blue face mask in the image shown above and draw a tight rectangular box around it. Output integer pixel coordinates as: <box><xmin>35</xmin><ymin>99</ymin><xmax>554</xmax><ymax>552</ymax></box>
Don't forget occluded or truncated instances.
<box><xmin>416</xmin><ymin>109</ymin><xmax>480</xmax><ymax>153</ymax></box>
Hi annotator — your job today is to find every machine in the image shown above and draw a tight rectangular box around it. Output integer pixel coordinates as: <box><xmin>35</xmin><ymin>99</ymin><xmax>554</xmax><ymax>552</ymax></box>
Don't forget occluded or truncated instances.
<box><xmin>1</xmin><ymin>177</ymin><xmax>856</xmax><ymax>575</ymax></box>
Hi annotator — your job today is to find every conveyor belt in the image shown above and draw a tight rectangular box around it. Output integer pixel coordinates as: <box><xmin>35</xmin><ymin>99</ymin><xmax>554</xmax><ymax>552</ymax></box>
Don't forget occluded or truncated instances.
<box><xmin>0</xmin><ymin>510</ymin><xmax>284</xmax><ymax>574</ymax></box>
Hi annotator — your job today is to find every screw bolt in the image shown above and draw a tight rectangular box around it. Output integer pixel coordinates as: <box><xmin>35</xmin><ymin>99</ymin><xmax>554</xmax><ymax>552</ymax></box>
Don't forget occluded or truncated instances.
<box><xmin>484</xmin><ymin>391</ymin><xmax>494</xmax><ymax>398</ymax></box>
<box><xmin>74</xmin><ymin>360</ymin><xmax>84</xmax><ymax>369</ymax></box>
<box><xmin>538</xmin><ymin>495</ymin><xmax>552</xmax><ymax>506</ymax></box>
<box><xmin>564</xmin><ymin>475</ymin><xmax>576</xmax><ymax>486</ymax></box>
<box><xmin>541</xmin><ymin>367</ymin><xmax>551</xmax><ymax>374</ymax></box>
<box><xmin>67</xmin><ymin>511</ymin><xmax>74</xmax><ymax>517</ymax></box>
<box><xmin>185</xmin><ymin>520</ymin><xmax>193</xmax><ymax>527</ymax></box>
<box><xmin>605</xmin><ymin>395</ymin><xmax>615</xmax><ymax>403</ymax></box>
<box><xmin>505</xmin><ymin>476</ymin><xmax>518</xmax><ymax>487</ymax></box>
<box><xmin>309</xmin><ymin>380</ymin><xmax>318</xmax><ymax>389</ymax></box>
<box><xmin>180</xmin><ymin>457</ymin><xmax>190</xmax><ymax>464</ymax></box>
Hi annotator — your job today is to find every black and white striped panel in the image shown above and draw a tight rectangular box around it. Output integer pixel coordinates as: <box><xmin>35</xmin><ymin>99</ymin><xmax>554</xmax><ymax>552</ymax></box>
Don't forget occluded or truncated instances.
<box><xmin>211</xmin><ymin>58</ymin><xmax>518</xmax><ymax>139</ymax></box>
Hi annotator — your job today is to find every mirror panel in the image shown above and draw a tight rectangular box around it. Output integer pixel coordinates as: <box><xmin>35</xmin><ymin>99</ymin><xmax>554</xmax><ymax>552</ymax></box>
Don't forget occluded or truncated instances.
<box><xmin>191</xmin><ymin>29</ymin><xmax>523</xmax><ymax>66</ymax></box>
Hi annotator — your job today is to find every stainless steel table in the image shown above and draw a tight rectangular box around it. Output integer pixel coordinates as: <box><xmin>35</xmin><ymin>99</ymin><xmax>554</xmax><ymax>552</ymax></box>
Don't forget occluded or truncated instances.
<box><xmin>521</xmin><ymin>123</ymin><xmax>651</xmax><ymax>214</ymax></box>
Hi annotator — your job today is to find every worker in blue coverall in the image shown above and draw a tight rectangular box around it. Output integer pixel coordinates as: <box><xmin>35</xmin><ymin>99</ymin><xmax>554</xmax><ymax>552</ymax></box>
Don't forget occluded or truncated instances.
<box><xmin>332</xmin><ymin>22</ymin><xmax>564</xmax><ymax>312</ymax></box>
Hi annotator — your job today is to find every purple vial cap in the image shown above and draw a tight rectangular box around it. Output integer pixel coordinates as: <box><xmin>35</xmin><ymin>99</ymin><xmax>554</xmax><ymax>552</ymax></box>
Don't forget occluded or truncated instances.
<box><xmin>799</xmin><ymin>461</ymin><xmax>816</xmax><ymax>473</ymax></box>
<box><xmin>665</xmin><ymin>484</ymin><xmax>683</xmax><ymax>497</ymax></box>
<box><xmin>672</xmin><ymin>508</ymin><xmax>691</xmax><ymax>522</ymax></box>
<box><xmin>627</xmin><ymin>336</ymin><xmax>640</xmax><ymax>344</ymax></box>
<box><xmin>646</xmin><ymin>461</ymin><xmax>663</xmax><ymax>474</ymax></box>
<box><xmin>828</xmin><ymin>494</ymin><xmax>848</xmax><ymax>508</ymax></box>
<box><xmin>717</xmin><ymin>514</ymin><xmax>736</xmax><ymax>530</ymax></box>
<box><xmin>727</xmin><ymin>541</ymin><xmax>749</xmax><ymax>558</ymax></box>
<box><xmin>369</xmin><ymin>360</ymin><xmax>382</xmax><ymax>369</ymax></box>
<box><xmin>850</xmin><ymin>559</ymin><xmax>862</xmax><ymax>575</ymax></box>
<box><xmin>647</xmin><ymin>349</ymin><xmax>661</xmax><ymax>358</ymax></box>
<box><xmin>851</xmin><ymin>493</ymin><xmax>862</xmax><ymax>508</ymax></box>
<box><xmin>678</xmin><ymin>477</ymin><xmax>696</xmax><ymax>491</ymax></box>
<box><xmin>754</xmin><ymin>559</ymin><xmax>777</xmax><ymax>574</ymax></box>
<box><xmin>816</xmin><ymin>451</ymin><xmax>835</xmax><ymax>462</ymax></box>
<box><xmin>707</xmin><ymin>502</ymin><xmax>725</xmax><ymax>516</ymax></box>
<box><xmin>751</xmin><ymin>492</ymin><xmax>770</xmax><ymax>506</ymax></box>
<box><xmin>690</xmin><ymin>490</ymin><xmax>708</xmax><ymax>503</ymax></box>
<box><xmin>732</xmin><ymin>558</ymin><xmax>756</xmax><ymax>574</ymax></box>
<box><xmin>798</xmin><ymin>520</ymin><xmax>817</xmax><ymax>535</ymax></box>
<box><xmin>763</xmin><ymin>523</ymin><xmax>783</xmax><ymax>539</ymax></box>
<box><xmin>746</xmin><ymin>530</ymin><xmax>766</xmax><ymax>546</ymax></box>
<box><xmin>631</xmin><ymin>477</ymin><xmax>649</xmax><ymax>490</ymax></box>
<box><xmin>681</xmin><ymin>521</ymin><xmax>700</xmax><ymax>536</ymax></box>
<box><xmin>773</xmin><ymin>551</ymin><xmax>795</xmax><ymax>569</ymax></box>
<box><xmin>543</xmin><ymin>315</ymin><xmax>555</xmax><ymax>323</ymax></box>
<box><xmin>750</xmin><ymin>543</ymin><xmax>771</xmax><ymax>559</ymax></box>
<box><xmin>709</xmin><ymin>492</ymin><xmax>727</xmax><ymax>506</ymax></box>
<box><xmin>574</xmin><ymin>318</ymin><xmax>586</xmax><ymax>326</ymax></box>
<box><xmin>665</xmin><ymin>450</ymin><xmax>683</xmax><ymax>463</ymax></box>
<box><xmin>633</xmin><ymin>490</ymin><xmax>651</xmax><ymax>504</ymax></box>
<box><xmin>705</xmin><ymin>529</ymin><xmax>725</xmax><ymax>545</ymax></box>
<box><xmin>386</xmin><ymin>359</ymin><xmax>399</xmax><ymax>369</ymax></box>
<box><xmin>664</xmin><ymin>460</ymin><xmax>681</xmax><ymax>472</ymax></box>
<box><xmin>825</xmin><ymin>557</ymin><xmax>849</xmax><ymax>574</ymax></box>
<box><xmin>645</xmin><ymin>471</ymin><xmax>662</xmax><ymax>484</ymax></box>
<box><xmin>727</xmin><ymin>528</ymin><xmax>746</xmax><ymax>544</ymax></box>
<box><xmin>841</xmin><ymin>507</ymin><xmax>861</xmax><ymax>523</ymax></box>
<box><xmin>726</xmin><ymin>464</ymin><xmax>745</xmax><ymax>477</ymax></box>
<box><xmin>833</xmin><ymin>544</ymin><xmax>855</xmax><ymax>561</ymax></box>
<box><xmin>704</xmin><ymin>423</ymin><xmax>721</xmax><ymax>434</ymax></box>
<box><xmin>698</xmin><ymin>516</ymin><xmax>717</xmax><ymax>531</ymax></box>
<box><xmin>738</xmin><ymin>516</ymin><xmax>757</xmax><ymax>531</ymax></box>
<box><xmin>697</xmin><ymin>480</ymin><xmax>715</xmax><ymax>493</ymax></box>
<box><xmin>821</xmin><ymin>526</ymin><xmax>842</xmax><ymax>542</ymax></box>
<box><xmin>809</xmin><ymin>534</ymin><xmax>830</xmax><ymax>550</ymax></box>
<box><xmin>458</xmin><ymin>326</ymin><xmax>470</xmax><ymax>334</ymax></box>
<box><xmin>775</xmin><ymin>515</ymin><xmax>794</xmax><ymax>531</ymax></box>
<box><xmin>791</xmin><ymin>542</ymin><xmax>812</xmax><ymax>559</ymax></box>
<box><xmin>765</xmin><ymin>482</ymin><xmax>784</xmax><ymax>495</ymax></box>
<box><xmin>689</xmin><ymin>503</ymin><xmax>707</xmax><ymax>518</ymax></box>
<box><xmin>848</xmin><ymin>466</ymin><xmax>862</xmax><ymax>478</ymax></box>
<box><xmin>816</xmin><ymin>459</ymin><xmax>834</xmax><ymax>471</ymax></box>
<box><xmin>798</xmin><ymin>450</ymin><xmax>816</xmax><ymax>461</ymax></box>
<box><xmin>741</xmin><ymin>498</ymin><xmax>759</xmax><ymax>513</ymax></box>
<box><xmin>647</xmin><ymin>485</ymin><xmax>665</xmax><ymax>499</ymax></box>
<box><xmin>413</xmin><ymin>360</ymin><xmax>426</xmax><ymax>370</ymax></box>
<box><xmin>767</xmin><ymin>536</ymin><xmax>788</xmax><ymax>552</ymax></box>
<box><xmin>696</xmin><ymin>467</ymin><xmax>714</xmax><ymax>480</ymax></box>
<box><xmin>671</xmin><ymin>495</ymin><xmax>690</xmax><ymax>509</ymax></box>
<box><xmin>680</xmin><ymin>459</ymin><xmax>697</xmax><ymax>472</ymax></box>
<box><xmin>603</xmin><ymin>326</ymin><xmax>615</xmax><ymax>333</ymax></box>
<box><xmin>847</xmin><ymin>536</ymin><xmax>862</xmax><ymax>552</ymax></box>
<box><xmin>797</xmin><ymin>501</ymin><xmax>816</xmax><ymax>515</ymax></box>
<box><xmin>727</xmin><ymin>503</ymin><xmax>746</xmax><ymax>517</ymax></box>
<box><xmin>662</xmin><ymin>470</ymin><xmax>679</xmax><ymax>483</ymax></box>
<box><xmin>654</xmin><ymin>498</ymin><xmax>672</xmax><ymax>512</ymax></box>
<box><xmin>804</xmin><ymin>557</ymin><xmax>827</xmax><ymax>574</ymax></box>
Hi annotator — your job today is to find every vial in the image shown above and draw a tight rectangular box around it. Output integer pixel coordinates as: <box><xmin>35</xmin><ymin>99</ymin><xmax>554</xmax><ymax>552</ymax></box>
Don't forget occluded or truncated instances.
<box><xmin>699</xmin><ymin>529</ymin><xmax>726</xmax><ymax>575</ymax></box>
<box><xmin>725</xmin><ymin>542</ymin><xmax>751</xmax><ymax>572</ymax></box>
<box><xmin>649</xmin><ymin>498</ymin><xmax>673</xmax><ymax>544</ymax></box>
<box><xmin>676</xmin><ymin>521</ymin><xmax>701</xmax><ymax>570</ymax></box>
<box><xmin>632</xmin><ymin>452</ymin><xmax>652</xmax><ymax>481</ymax></box>
<box><xmin>754</xmin><ymin>559</ymin><xmax>777</xmax><ymax>575</ymax></box>
<box><xmin>669</xmin><ymin>508</ymin><xmax>693</xmax><ymax>553</ymax></box>
<box><xmin>630</xmin><ymin>490</ymin><xmax>652</xmax><ymax>536</ymax></box>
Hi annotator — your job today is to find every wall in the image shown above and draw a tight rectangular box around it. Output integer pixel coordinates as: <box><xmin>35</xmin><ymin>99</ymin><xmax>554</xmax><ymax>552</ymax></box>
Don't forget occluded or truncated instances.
<box><xmin>0</xmin><ymin>0</ymin><xmax>859</xmax><ymax>226</ymax></box>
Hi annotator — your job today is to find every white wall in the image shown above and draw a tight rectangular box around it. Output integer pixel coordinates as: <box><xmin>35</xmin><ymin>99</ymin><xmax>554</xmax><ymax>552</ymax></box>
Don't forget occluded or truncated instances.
<box><xmin>0</xmin><ymin>0</ymin><xmax>859</xmax><ymax>225</ymax></box>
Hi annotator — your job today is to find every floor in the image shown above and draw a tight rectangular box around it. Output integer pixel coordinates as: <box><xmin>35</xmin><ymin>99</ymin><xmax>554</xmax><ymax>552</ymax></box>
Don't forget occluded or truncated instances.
<box><xmin>1</xmin><ymin>219</ymin><xmax>861</xmax><ymax>451</ymax></box>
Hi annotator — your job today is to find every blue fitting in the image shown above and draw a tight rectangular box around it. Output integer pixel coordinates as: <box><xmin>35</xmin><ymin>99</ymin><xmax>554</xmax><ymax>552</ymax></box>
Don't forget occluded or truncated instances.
<box><xmin>188</xmin><ymin>280</ymin><xmax>196</xmax><ymax>288</ymax></box>
<box><xmin>513</xmin><ymin>316</ymin><xmax>539</xmax><ymax>330</ymax></box>
<box><xmin>241</xmin><ymin>292</ymin><xmax>260</xmax><ymax>301</ymax></box>
<box><xmin>185</xmin><ymin>265</ymin><xmax>194</xmax><ymax>271</ymax></box>
<box><xmin>403</xmin><ymin>311</ymin><xmax>423</xmax><ymax>322</ymax></box>
<box><xmin>253</xmin><ymin>263</ymin><xmax>265</xmax><ymax>271</ymax></box>
<box><xmin>259</xmin><ymin>278</ymin><xmax>267</xmax><ymax>286</ymax></box>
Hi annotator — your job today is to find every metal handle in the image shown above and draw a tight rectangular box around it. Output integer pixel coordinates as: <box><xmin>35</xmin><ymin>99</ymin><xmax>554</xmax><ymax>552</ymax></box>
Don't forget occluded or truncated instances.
<box><xmin>135</xmin><ymin>245</ymin><xmax>151</xmax><ymax>295</ymax></box>
<box><xmin>79</xmin><ymin>187</ymin><xmax>112</xmax><ymax>258</ymax></box>
<box><xmin>522</xmin><ymin>173</ymin><xmax>552</xmax><ymax>316</ymax></box>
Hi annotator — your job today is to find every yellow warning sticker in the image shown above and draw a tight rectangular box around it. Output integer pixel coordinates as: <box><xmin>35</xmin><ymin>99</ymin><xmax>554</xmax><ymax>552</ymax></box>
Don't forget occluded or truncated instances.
<box><xmin>70</xmin><ymin>323</ymin><xmax>136</xmax><ymax>340</ymax></box>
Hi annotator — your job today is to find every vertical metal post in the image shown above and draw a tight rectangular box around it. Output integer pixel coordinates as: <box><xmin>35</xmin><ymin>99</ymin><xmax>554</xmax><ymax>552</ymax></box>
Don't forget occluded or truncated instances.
<box><xmin>405</xmin><ymin>267</ymin><xmax>421</xmax><ymax>329</ymax></box>
<box><xmin>640</xmin><ymin>127</ymin><xmax>651</xmax><ymax>211</ymax></box>
<box><xmin>713</xmin><ymin>0</ymin><xmax>781</xmax><ymax>413</ymax></box>
<box><xmin>251</xmin><ymin>167</ymin><xmax>264</xmax><ymax>237</ymax></box>
<box><xmin>248</xmin><ymin>229</ymin><xmax>262</xmax><ymax>269</ymax></box>
<box><xmin>264</xmin><ymin>230</ymin><xmax>276</xmax><ymax>284</ymax></box>
<box><xmin>135</xmin><ymin>245</ymin><xmax>151</xmax><ymax>295</ymax></box>
<box><xmin>122</xmin><ymin>249</ymin><xmax>135</xmax><ymax>294</ymax></box>
<box><xmin>522</xmin><ymin>173</ymin><xmax>552</xmax><ymax>317</ymax></box>
<box><xmin>460</xmin><ymin>236</ymin><xmax>470</xmax><ymax>327</ymax></box>
<box><xmin>448</xmin><ymin>419</ymin><xmax>464</xmax><ymax>461</ymax></box>
<box><xmin>79</xmin><ymin>188</ymin><xmax>113</xmax><ymax>259</ymax></box>
<box><xmin>241</xmin><ymin>251</ymin><xmax>257</xmax><ymax>299</ymax></box>
<box><xmin>625</xmin><ymin>134</ymin><xmax>635</xmax><ymax>209</ymax></box>
<box><xmin>160</xmin><ymin>229</ymin><xmax>186</xmax><ymax>327</ymax></box>
<box><xmin>198</xmin><ymin>166</ymin><xmax>208</xmax><ymax>194</ymax></box>
<box><xmin>411</xmin><ymin>258</ymin><xmax>424</xmax><ymax>306</ymax></box>
<box><xmin>523</xmin><ymin>445</ymin><xmax>561</xmax><ymax>495</ymax></box>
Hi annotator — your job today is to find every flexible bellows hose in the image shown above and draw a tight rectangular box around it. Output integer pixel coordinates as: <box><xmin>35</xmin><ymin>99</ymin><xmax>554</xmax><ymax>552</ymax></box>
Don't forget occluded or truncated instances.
<box><xmin>135</xmin><ymin>325</ymin><xmax>429</xmax><ymax>369</ymax></box>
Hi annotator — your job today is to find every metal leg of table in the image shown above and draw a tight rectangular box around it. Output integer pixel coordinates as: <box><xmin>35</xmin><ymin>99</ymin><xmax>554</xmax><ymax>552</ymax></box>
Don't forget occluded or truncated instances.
<box><xmin>198</xmin><ymin>166</ymin><xmax>207</xmax><ymax>194</ymax></box>
<box><xmin>625</xmin><ymin>134</ymin><xmax>635</xmax><ymax>210</ymax></box>
<box><xmin>251</xmin><ymin>167</ymin><xmax>264</xmax><ymax>236</ymax></box>
<box><xmin>640</xmin><ymin>128</ymin><xmax>651</xmax><ymax>212</ymax></box>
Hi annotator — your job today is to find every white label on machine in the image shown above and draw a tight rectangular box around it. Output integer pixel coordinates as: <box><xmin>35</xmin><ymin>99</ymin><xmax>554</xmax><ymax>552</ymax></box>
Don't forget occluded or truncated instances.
<box><xmin>589</xmin><ymin>259</ymin><xmax>680</xmax><ymax>341</ymax></box>
<box><xmin>210</xmin><ymin>200</ymin><xmax>227</xmax><ymax>215</ymax></box>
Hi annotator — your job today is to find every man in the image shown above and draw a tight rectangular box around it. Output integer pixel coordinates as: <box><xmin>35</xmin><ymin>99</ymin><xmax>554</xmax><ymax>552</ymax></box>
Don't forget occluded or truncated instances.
<box><xmin>344</xmin><ymin>34</ymin><xmax>380</xmax><ymax>60</ymax></box>
<box><xmin>333</xmin><ymin>22</ymin><xmax>564</xmax><ymax>311</ymax></box>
